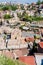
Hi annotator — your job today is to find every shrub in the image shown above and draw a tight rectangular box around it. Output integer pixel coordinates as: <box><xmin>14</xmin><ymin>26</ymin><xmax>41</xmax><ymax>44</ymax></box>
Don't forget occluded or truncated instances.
<box><xmin>4</xmin><ymin>14</ymin><xmax>12</xmax><ymax>19</ymax></box>
<box><xmin>2</xmin><ymin>6</ymin><xmax>9</xmax><ymax>11</ymax></box>
<box><xmin>0</xmin><ymin>55</ymin><xmax>26</xmax><ymax>65</ymax></box>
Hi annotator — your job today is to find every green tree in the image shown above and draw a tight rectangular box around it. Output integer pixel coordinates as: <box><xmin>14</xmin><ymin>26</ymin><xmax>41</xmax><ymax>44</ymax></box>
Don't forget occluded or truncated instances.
<box><xmin>41</xmin><ymin>0</ymin><xmax>43</xmax><ymax>4</ymax></box>
<box><xmin>17</xmin><ymin>13</ymin><xmax>22</xmax><ymax>18</ymax></box>
<box><xmin>21</xmin><ymin>4</ymin><xmax>24</xmax><ymax>10</ymax></box>
<box><xmin>11</xmin><ymin>5</ymin><xmax>18</xmax><ymax>11</ymax></box>
<box><xmin>2</xmin><ymin>6</ymin><xmax>9</xmax><ymax>11</ymax></box>
<box><xmin>37</xmin><ymin>0</ymin><xmax>41</xmax><ymax>5</ymax></box>
<box><xmin>4</xmin><ymin>14</ymin><xmax>12</xmax><ymax>19</ymax></box>
<box><xmin>1</xmin><ymin>5</ymin><xmax>18</xmax><ymax>11</ymax></box>
<box><xmin>21</xmin><ymin>13</ymin><xmax>33</xmax><ymax>22</ymax></box>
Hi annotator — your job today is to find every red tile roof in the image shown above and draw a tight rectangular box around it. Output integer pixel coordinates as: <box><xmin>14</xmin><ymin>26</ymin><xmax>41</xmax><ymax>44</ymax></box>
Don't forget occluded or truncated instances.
<box><xmin>19</xmin><ymin>56</ymin><xmax>36</xmax><ymax>65</ymax></box>
<box><xmin>39</xmin><ymin>42</ymin><xmax>43</xmax><ymax>48</ymax></box>
<box><xmin>25</xmin><ymin>37</ymin><xmax>34</xmax><ymax>42</ymax></box>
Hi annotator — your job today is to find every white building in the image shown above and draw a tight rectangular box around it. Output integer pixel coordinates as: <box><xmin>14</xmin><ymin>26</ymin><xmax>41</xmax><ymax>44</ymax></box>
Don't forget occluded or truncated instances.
<box><xmin>35</xmin><ymin>53</ymin><xmax>43</xmax><ymax>65</ymax></box>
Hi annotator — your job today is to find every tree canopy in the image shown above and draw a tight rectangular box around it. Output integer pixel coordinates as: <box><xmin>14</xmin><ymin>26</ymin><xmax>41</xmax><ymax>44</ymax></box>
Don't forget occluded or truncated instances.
<box><xmin>4</xmin><ymin>14</ymin><xmax>12</xmax><ymax>19</ymax></box>
<box><xmin>37</xmin><ymin>0</ymin><xmax>41</xmax><ymax>5</ymax></box>
<box><xmin>0</xmin><ymin>5</ymin><xmax>18</xmax><ymax>11</ymax></box>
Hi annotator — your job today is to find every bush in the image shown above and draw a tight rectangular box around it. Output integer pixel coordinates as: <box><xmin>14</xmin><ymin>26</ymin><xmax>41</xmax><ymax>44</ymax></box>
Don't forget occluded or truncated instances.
<box><xmin>22</xmin><ymin>13</ymin><xmax>43</xmax><ymax>22</ymax></box>
<box><xmin>0</xmin><ymin>5</ymin><xmax>18</xmax><ymax>11</ymax></box>
<box><xmin>2</xmin><ymin>6</ymin><xmax>9</xmax><ymax>11</ymax></box>
<box><xmin>4</xmin><ymin>14</ymin><xmax>12</xmax><ymax>19</ymax></box>
<box><xmin>11</xmin><ymin>5</ymin><xmax>18</xmax><ymax>11</ymax></box>
<box><xmin>0</xmin><ymin>55</ymin><xmax>26</xmax><ymax>65</ymax></box>
<box><xmin>37</xmin><ymin>0</ymin><xmax>41</xmax><ymax>5</ymax></box>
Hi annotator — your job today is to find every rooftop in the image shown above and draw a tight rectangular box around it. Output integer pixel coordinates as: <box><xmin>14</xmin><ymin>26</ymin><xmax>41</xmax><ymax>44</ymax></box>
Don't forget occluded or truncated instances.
<box><xmin>39</xmin><ymin>42</ymin><xmax>43</xmax><ymax>48</ymax></box>
<box><xmin>19</xmin><ymin>56</ymin><xmax>36</xmax><ymax>65</ymax></box>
